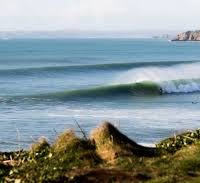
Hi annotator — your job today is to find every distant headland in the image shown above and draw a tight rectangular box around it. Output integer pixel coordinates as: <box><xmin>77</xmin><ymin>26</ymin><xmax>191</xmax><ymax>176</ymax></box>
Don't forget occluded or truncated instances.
<box><xmin>172</xmin><ymin>30</ymin><xmax>200</xmax><ymax>41</ymax></box>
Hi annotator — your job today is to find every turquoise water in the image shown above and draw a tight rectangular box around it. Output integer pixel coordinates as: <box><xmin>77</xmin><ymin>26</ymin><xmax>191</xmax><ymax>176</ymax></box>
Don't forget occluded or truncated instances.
<box><xmin>1</xmin><ymin>38</ymin><xmax>200</xmax><ymax>151</ymax></box>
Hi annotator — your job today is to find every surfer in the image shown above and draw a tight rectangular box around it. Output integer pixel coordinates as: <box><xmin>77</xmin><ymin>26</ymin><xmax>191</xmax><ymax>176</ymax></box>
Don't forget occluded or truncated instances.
<box><xmin>159</xmin><ymin>88</ymin><xmax>163</xmax><ymax>95</ymax></box>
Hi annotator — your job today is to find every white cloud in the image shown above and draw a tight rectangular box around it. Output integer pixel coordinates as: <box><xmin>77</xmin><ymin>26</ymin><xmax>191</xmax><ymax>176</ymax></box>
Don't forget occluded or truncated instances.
<box><xmin>0</xmin><ymin>0</ymin><xmax>200</xmax><ymax>31</ymax></box>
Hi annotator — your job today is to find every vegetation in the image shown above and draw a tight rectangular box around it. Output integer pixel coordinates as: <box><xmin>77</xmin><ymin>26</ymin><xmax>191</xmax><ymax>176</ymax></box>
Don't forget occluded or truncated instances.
<box><xmin>1</xmin><ymin>122</ymin><xmax>200</xmax><ymax>182</ymax></box>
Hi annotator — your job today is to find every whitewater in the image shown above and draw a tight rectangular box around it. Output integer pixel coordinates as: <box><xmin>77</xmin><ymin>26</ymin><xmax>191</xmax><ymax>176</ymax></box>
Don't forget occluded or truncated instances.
<box><xmin>115</xmin><ymin>62</ymin><xmax>200</xmax><ymax>94</ymax></box>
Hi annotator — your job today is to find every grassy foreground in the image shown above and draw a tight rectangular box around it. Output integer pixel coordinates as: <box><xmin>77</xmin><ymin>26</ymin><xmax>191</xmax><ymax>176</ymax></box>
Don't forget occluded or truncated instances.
<box><xmin>1</xmin><ymin>122</ymin><xmax>200</xmax><ymax>183</ymax></box>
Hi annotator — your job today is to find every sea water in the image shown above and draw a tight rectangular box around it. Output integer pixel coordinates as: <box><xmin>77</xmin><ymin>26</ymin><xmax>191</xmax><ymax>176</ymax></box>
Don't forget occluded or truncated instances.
<box><xmin>0</xmin><ymin>38</ymin><xmax>200</xmax><ymax>151</ymax></box>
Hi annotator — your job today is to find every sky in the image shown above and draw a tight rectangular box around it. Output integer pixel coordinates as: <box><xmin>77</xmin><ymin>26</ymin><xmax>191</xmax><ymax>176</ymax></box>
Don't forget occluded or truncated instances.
<box><xmin>0</xmin><ymin>0</ymin><xmax>200</xmax><ymax>31</ymax></box>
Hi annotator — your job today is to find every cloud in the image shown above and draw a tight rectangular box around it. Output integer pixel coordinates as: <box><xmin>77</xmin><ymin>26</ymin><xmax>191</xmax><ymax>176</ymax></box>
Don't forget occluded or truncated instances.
<box><xmin>0</xmin><ymin>0</ymin><xmax>200</xmax><ymax>31</ymax></box>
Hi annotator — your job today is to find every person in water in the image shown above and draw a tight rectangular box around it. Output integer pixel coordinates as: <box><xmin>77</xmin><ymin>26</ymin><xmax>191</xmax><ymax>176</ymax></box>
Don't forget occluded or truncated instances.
<box><xmin>159</xmin><ymin>88</ymin><xmax>163</xmax><ymax>95</ymax></box>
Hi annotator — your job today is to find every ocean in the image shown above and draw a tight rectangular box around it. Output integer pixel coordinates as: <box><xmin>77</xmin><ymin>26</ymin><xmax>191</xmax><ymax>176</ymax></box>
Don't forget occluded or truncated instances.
<box><xmin>1</xmin><ymin>38</ymin><xmax>200</xmax><ymax>151</ymax></box>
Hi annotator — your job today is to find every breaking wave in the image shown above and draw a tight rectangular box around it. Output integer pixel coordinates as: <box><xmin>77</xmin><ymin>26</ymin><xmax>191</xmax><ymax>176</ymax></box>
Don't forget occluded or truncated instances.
<box><xmin>2</xmin><ymin>62</ymin><xmax>200</xmax><ymax>103</ymax></box>
<box><xmin>114</xmin><ymin>62</ymin><xmax>200</xmax><ymax>94</ymax></box>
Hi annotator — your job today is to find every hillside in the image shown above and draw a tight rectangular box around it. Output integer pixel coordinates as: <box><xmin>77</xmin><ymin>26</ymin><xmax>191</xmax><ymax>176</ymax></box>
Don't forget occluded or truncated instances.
<box><xmin>1</xmin><ymin>122</ymin><xmax>200</xmax><ymax>182</ymax></box>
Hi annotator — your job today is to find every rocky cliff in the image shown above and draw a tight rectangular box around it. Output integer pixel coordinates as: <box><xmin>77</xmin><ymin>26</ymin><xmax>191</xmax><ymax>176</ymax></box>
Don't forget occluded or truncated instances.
<box><xmin>172</xmin><ymin>30</ymin><xmax>200</xmax><ymax>41</ymax></box>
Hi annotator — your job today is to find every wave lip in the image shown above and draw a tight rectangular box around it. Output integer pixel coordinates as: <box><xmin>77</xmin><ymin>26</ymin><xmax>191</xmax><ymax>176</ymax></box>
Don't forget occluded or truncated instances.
<box><xmin>2</xmin><ymin>79</ymin><xmax>200</xmax><ymax>103</ymax></box>
<box><xmin>28</xmin><ymin>79</ymin><xmax>200</xmax><ymax>101</ymax></box>
<box><xmin>29</xmin><ymin>82</ymin><xmax>162</xmax><ymax>101</ymax></box>
<box><xmin>25</xmin><ymin>79</ymin><xmax>200</xmax><ymax>101</ymax></box>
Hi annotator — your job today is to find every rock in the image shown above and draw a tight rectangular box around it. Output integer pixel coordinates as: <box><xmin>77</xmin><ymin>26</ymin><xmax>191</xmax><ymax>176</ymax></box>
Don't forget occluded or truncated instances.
<box><xmin>172</xmin><ymin>30</ymin><xmax>200</xmax><ymax>41</ymax></box>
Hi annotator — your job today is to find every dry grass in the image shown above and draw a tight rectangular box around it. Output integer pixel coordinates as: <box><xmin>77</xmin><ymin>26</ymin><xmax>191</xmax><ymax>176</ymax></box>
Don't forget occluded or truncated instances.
<box><xmin>52</xmin><ymin>130</ymin><xmax>77</xmax><ymax>152</ymax></box>
<box><xmin>90</xmin><ymin>122</ymin><xmax>123</xmax><ymax>162</ymax></box>
<box><xmin>90</xmin><ymin>122</ymin><xmax>158</xmax><ymax>163</ymax></box>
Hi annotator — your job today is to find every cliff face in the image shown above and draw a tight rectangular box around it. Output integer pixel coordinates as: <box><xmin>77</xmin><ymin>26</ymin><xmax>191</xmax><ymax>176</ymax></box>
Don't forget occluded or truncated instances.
<box><xmin>172</xmin><ymin>30</ymin><xmax>200</xmax><ymax>41</ymax></box>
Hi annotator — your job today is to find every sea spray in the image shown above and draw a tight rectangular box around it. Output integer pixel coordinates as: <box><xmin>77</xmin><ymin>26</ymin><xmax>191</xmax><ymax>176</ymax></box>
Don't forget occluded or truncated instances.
<box><xmin>114</xmin><ymin>62</ymin><xmax>200</xmax><ymax>94</ymax></box>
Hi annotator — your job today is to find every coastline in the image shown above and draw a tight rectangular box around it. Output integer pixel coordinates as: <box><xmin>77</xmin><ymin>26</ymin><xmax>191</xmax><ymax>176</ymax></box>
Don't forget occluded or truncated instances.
<box><xmin>1</xmin><ymin>122</ymin><xmax>200</xmax><ymax>183</ymax></box>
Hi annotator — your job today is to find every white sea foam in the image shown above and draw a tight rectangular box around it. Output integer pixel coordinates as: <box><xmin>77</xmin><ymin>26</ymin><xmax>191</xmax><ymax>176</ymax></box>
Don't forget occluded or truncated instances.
<box><xmin>160</xmin><ymin>80</ymin><xmax>200</xmax><ymax>93</ymax></box>
<box><xmin>114</xmin><ymin>62</ymin><xmax>200</xmax><ymax>93</ymax></box>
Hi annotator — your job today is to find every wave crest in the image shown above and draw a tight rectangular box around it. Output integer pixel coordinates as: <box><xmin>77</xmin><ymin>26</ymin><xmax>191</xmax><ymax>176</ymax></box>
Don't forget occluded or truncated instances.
<box><xmin>114</xmin><ymin>62</ymin><xmax>200</xmax><ymax>94</ymax></box>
